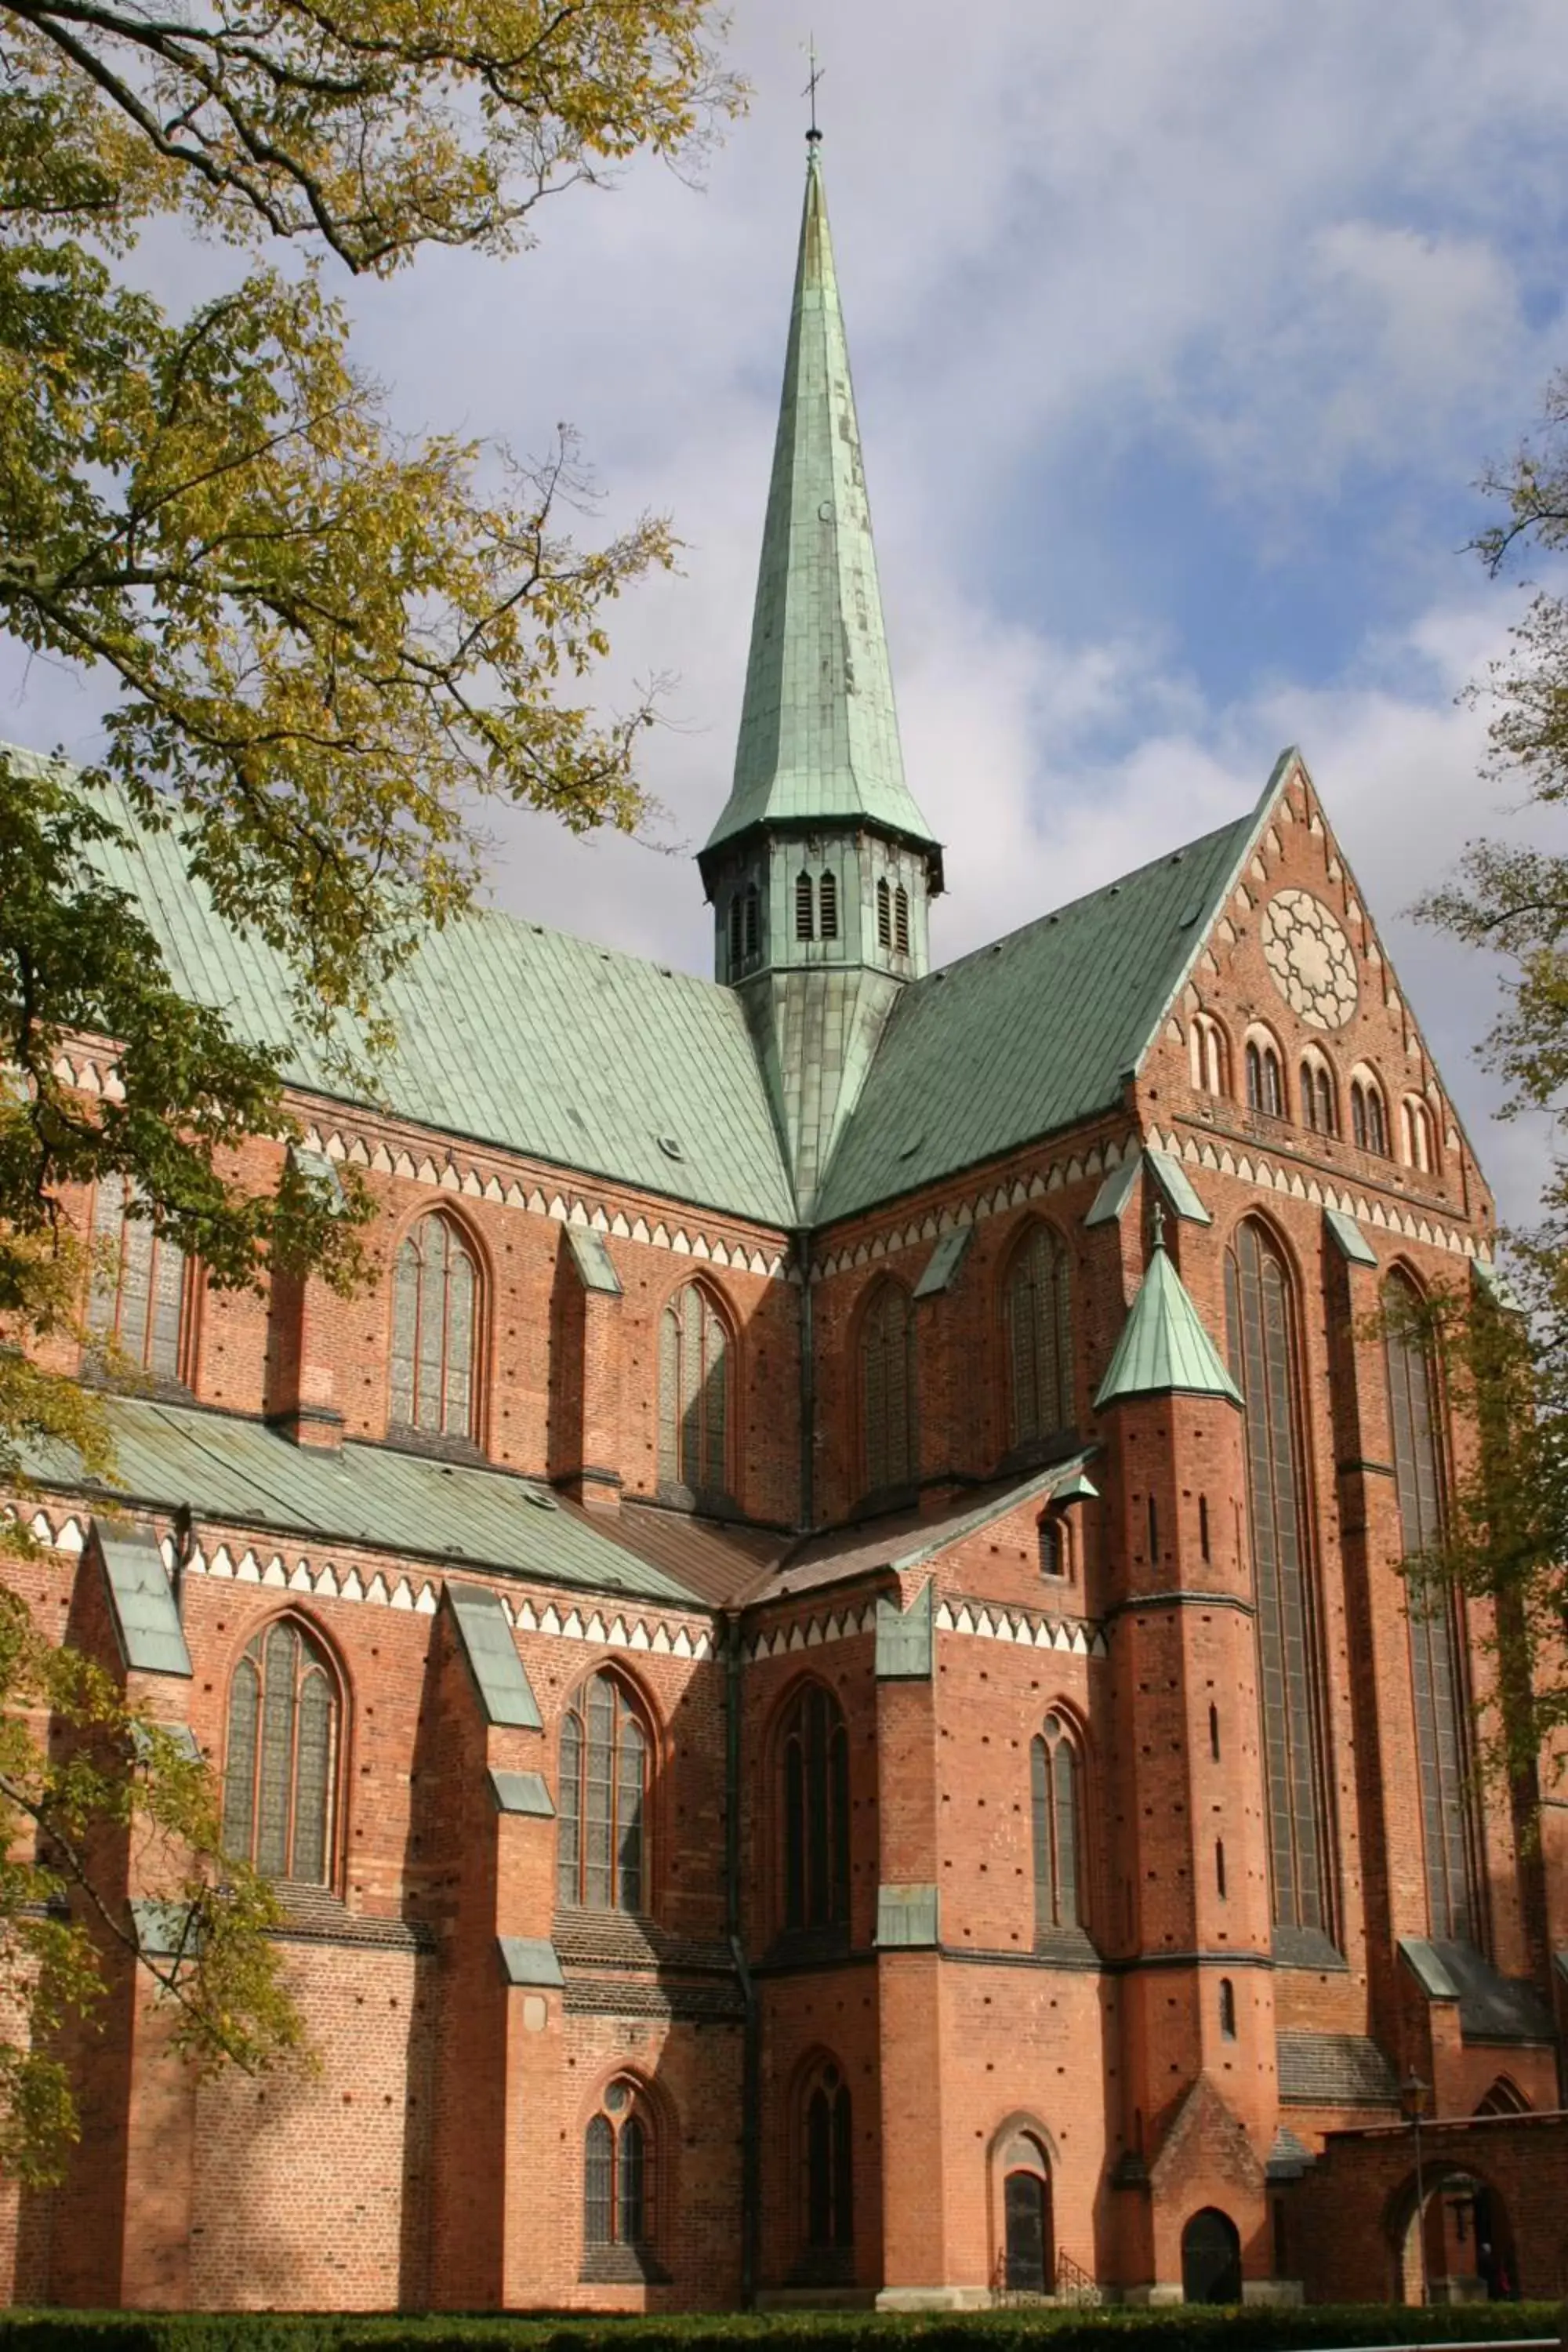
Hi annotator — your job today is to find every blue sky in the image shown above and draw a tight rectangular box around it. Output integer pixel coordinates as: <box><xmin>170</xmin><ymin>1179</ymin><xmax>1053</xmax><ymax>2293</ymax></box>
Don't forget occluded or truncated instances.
<box><xmin>9</xmin><ymin>0</ymin><xmax>1568</xmax><ymax>1217</ymax></box>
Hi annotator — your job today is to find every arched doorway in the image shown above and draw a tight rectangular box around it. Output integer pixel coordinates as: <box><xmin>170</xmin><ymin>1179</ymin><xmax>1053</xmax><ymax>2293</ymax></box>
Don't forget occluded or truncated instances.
<box><xmin>1181</xmin><ymin>2208</ymin><xmax>1241</xmax><ymax>2304</ymax></box>
<box><xmin>1001</xmin><ymin>2133</ymin><xmax>1054</xmax><ymax>2293</ymax></box>
<box><xmin>1393</xmin><ymin>2169</ymin><xmax>1518</xmax><ymax>2304</ymax></box>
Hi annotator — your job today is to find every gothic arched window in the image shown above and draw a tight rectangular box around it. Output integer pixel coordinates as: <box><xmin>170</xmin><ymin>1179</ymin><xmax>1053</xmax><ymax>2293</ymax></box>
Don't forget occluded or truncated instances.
<box><xmin>389</xmin><ymin>1213</ymin><xmax>478</xmax><ymax>1440</ymax></box>
<box><xmin>728</xmin><ymin>894</ymin><xmax>743</xmax><ymax>969</ymax></box>
<box><xmin>658</xmin><ymin>1282</ymin><xmax>731</xmax><ymax>1499</ymax></box>
<box><xmin>743</xmin><ymin>884</ymin><xmax>760</xmax><ymax>960</ymax></box>
<box><xmin>860</xmin><ymin>1280</ymin><xmax>916</xmax><ymax>1495</ymax></box>
<box><xmin>1225</xmin><ymin>1218</ymin><xmax>1331</xmax><ymax>1936</ymax></box>
<box><xmin>1004</xmin><ymin>1224</ymin><xmax>1073</xmax><ymax>1451</ymax></box>
<box><xmin>1402</xmin><ymin>1096</ymin><xmax>1436</xmax><ymax>1174</ymax></box>
<box><xmin>779</xmin><ymin>1681</ymin><xmax>850</xmax><ymax>1934</ymax></box>
<box><xmin>1245</xmin><ymin>1034</ymin><xmax>1285</xmax><ymax>1117</ymax></box>
<box><xmin>876</xmin><ymin>877</ymin><xmax>891</xmax><ymax>949</ymax></box>
<box><xmin>894</xmin><ymin>884</ymin><xmax>910</xmax><ymax>956</ymax></box>
<box><xmin>1385</xmin><ymin>1269</ymin><xmax>1475</xmax><ymax>1942</ymax></box>
<box><xmin>1300</xmin><ymin>1053</ymin><xmax>1337</xmax><ymax>1136</ymax></box>
<box><xmin>222</xmin><ymin>1616</ymin><xmax>339</xmax><ymax>1885</ymax></box>
<box><xmin>584</xmin><ymin>2078</ymin><xmax>654</xmax><ymax>2253</ymax></box>
<box><xmin>1350</xmin><ymin>1069</ymin><xmax>1388</xmax><ymax>1156</ymax></box>
<box><xmin>557</xmin><ymin>1672</ymin><xmax>648</xmax><ymax>1913</ymax></box>
<box><xmin>86</xmin><ymin>1172</ymin><xmax>188</xmax><ymax>1381</ymax></box>
<box><xmin>1031</xmin><ymin>1711</ymin><xmax>1081</xmax><ymax>1932</ymax></box>
<box><xmin>804</xmin><ymin>2060</ymin><xmax>854</xmax><ymax>2255</ymax></box>
<box><xmin>1190</xmin><ymin>1014</ymin><xmax>1229</xmax><ymax>1098</ymax></box>
<box><xmin>818</xmin><ymin>870</ymin><xmax>839</xmax><ymax>940</ymax></box>
<box><xmin>795</xmin><ymin>871</ymin><xmax>815</xmax><ymax>940</ymax></box>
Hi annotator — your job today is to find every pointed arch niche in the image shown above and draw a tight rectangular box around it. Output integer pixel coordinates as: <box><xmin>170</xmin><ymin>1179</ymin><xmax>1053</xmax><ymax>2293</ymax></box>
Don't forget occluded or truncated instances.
<box><xmin>1225</xmin><ymin>1216</ymin><xmax>1334</xmax><ymax>1941</ymax></box>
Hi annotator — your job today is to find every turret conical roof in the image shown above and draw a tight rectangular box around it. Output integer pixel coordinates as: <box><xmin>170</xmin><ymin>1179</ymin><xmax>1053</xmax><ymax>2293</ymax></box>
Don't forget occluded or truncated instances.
<box><xmin>704</xmin><ymin>144</ymin><xmax>941</xmax><ymax>873</ymax></box>
<box><xmin>1094</xmin><ymin>1230</ymin><xmax>1243</xmax><ymax>1410</ymax></box>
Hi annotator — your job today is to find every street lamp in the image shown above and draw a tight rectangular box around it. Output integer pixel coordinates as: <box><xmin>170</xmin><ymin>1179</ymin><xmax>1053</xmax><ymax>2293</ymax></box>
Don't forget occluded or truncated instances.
<box><xmin>1400</xmin><ymin>2070</ymin><xmax>1432</xmax><ymax>2306</ymax></box>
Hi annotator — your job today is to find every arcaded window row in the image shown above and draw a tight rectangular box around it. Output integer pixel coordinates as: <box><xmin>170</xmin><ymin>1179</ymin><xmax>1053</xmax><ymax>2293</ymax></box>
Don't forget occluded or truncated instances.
<box><xmin>1189</xmin><ymin>1012</ymin><xmax>1440</xmax><ymax>1171</ymax></box>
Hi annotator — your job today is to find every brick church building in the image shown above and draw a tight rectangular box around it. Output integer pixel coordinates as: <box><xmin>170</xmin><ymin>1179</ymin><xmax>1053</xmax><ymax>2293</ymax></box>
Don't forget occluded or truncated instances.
<box><xmin>5</xmin><ymin>137</ymin><xmax>1566</xmax><ymax>2313</ymax></box>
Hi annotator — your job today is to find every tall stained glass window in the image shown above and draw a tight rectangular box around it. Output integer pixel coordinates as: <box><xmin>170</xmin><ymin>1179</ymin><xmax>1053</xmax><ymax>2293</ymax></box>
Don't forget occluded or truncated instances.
<box><xmin>780</xmin><ymin>1682</ymin><xmax>850</xmax><ymax>1934</ymax></box>
<box><xmin>1385</xmin><ymin>1271</ymin><xmax>1475</xmax><ymax>1942</ymax></box>
<box><xmin>658</xmin><ymin>1283</ymin><xmax>730</xmax><ymax>1498</ymax></box>
<box><xmin>860</xmin><ymin>1282</ymin><xmax>916</xmax><ymax>1494</ymax></box>
<box><xmin>1225</xmin><ymin>1218</ymin><xmax>1331</xmax><ymax>1936</ymax></box>
<box><xmin>389</xmin><ymin>1214</ymin><xmax>477</xmax><ymax>1439</ymax></box>
<box><xmin>222</xmin><ymin>1617</ymin><xmax>339</xmax><ymax>1883</ymax></box>
<box><xmin>1004</xmin><ymin>1225</ymin><xmax>1073</xmax><ymax>1450</ymax></box>
<box><xmin>86</xmin><ymin>1173</ymin><xmax>187</xmax><ymax>1380</ymax></box>
<box><xmin>1031</xmin><ymin>1711</ymin><xmax>1081</xmax><ymax>1931</ymax></box>
<box><xmin>557</xmin><ymin>1673</ymin><xmax>648</xmax><ymax>1912</ymax></box>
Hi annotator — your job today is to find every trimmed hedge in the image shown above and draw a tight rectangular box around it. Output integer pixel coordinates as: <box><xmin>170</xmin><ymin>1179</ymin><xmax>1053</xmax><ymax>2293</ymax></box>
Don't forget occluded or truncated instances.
<box><xmin>0</xmin><ymin>2306</ymin><xmax>1557</xmax><ymax>2352</ymax></box>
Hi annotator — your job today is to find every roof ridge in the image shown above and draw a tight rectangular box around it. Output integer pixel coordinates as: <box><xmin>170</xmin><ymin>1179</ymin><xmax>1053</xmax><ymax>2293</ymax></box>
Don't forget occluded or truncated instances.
<box><xmin>908</xmin><ymin>809</ymin><xmax>1260</xmax><ymax>995</ymax></box>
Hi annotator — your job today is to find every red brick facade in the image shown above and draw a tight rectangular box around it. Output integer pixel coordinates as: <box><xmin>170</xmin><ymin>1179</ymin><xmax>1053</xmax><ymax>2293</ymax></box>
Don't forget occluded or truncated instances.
<box><xmin>2</xmin><ymin>750</ymin><xmax>1566</xmax><ymax>2315</ymax></box>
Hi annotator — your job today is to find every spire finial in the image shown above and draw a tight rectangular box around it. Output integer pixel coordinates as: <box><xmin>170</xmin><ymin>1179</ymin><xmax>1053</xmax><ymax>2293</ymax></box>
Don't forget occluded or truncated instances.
<box><xmin>1151</xmin><ymin>1197</ymin><xmax>1167</xmax><ymax>1252</ymax></box>
<box><xmin>803</xmin><ymin>33</ymin><xmax>824</xmax><ymax>145</ymax></box>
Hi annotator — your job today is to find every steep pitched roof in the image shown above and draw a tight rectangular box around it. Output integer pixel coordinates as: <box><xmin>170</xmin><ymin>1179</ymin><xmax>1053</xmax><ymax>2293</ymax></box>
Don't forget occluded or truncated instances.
<box><xmin>1093</xmin><ymin>1236</ymin><xmax>1242</xmax><ymax>1409</ymax></box>
<box><xmin>36</xmin><ymin>751</ymin><xmax>797</xmax><ymax>1229</ymax></box>
<box><xmin>702</xmin><ymin>147</ymin><xmax>939</xmax><ymax>866</ymax></box>
<box><xmin>815</xmin><ymin>800</ymin><xmax>1261</xmax><ymax>1224</ymax></box>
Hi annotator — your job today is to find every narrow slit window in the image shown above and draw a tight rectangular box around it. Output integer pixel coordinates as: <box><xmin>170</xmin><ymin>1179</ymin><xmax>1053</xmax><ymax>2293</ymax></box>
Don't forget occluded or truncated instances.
<box><xmin>1209</xmin><ymin>1704</ymin><xmax>1221</xmax><ymax>1762</ymax></box>
<box><xmin>1219</xmin><ymin>1978</ymin><xmax>1236</xmax><ymax>2039</ymax></box>
<box><xmin>1215</xmin><ymin>1838</ymin><xmax>1227</xmax><ymax>1900</ymax></box>
<box><xmin>1199</xmin><ymin>1494</ymin><xmax>1211</xmax><ymax>1562</ymax></box>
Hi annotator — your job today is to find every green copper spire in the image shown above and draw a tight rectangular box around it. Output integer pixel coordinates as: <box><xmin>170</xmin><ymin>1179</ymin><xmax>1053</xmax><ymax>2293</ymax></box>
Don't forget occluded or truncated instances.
<box><xmin>704</xmin><ymin>143</ymin><xmax>941</xmax><ymax>867</ymax></box>
<box><xmin>1094</xmin><ymin>1221</ymin><xmax>1243</xmax><ymax>1411</ymax></box>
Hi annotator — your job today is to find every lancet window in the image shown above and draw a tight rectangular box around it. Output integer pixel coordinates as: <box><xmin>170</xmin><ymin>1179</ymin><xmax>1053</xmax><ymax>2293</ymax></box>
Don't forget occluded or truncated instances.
<box><xmin>1384</xmin><ymin>1270</ymin><xmax>1475</xmax><ymax>1942</ymax></box>
<box><xmin>780</xmin><ymin>1680</ymin><xmax>850</xmax><ymax>1934</ymax></box>
<box><xmin>557</xmin><ymin>1672</ymin><xmax>648</xmax><ymax>1913</ymax></box>
<box><xmin>658</xmin><ymin>1281</ymin><xmax>731</xmax><ymax>1499</ymax></box>
<box><xmin>1004</xmin><ymin>1224</ymin><xmax>1073</xmax><ymax>1450</ymax></box>
<box><xmin>584</xmin><ymin>2079</ymin><xmax>653</xmax><ymax>2253</ymax></box>
<box><xmin>1245</xmin><ymin>1033</ymin><xmax>1285</xmax><ymax>1118</ymax></box>
<box><xmin>86</xmin><ymin>1173</ymin><xmax>188</xmax><ymax>1381</ymax></box>
<box><xmin>389</xmin><ymin>1213</ymin><xmax>478</xmax><ymax>1441</ymax></box>
<box><xmin>1225</xmin><ymin>1218</ymin><xmax>1332</xmax><ymax>1937</ymax></box>
<box><xmin>222</xmin><ymin>1616</ymin><xmax>339</xmax><ymax>1885</ymax></box>
<box><xmin>860</xmin><ymin>1280</ymin><xmax>917</xmax><ymax>1495</ymax></box>
<box><xmin>1189</xmin><ymin>1014</ymin><xmax>1229</xmax><ymax>1098</ymax></box>
<box><xmin>1350</xmin><ymin>1071</ymin><xmax>1388</xmax><ymax>1156</ymax></box>
<box><xmin>819</xmin><ymin>870</ymin><xmax>839</xmax><ymax>939</ymax></box>
<box><xmin>894</xmin><ymin>884</ymin><xmax>910</xmax><ymax>956</ymax></box>
<box><xmin>803</xmin><ymin>2061</ymin><xmax>854</xmax><ymax>2255</ymax></box>
<box><xmin>1300</xmin><ymin>1051</ymin><xmax>1337</xmax><ymax>1136</ymax></box>
<box><xmin>876</xmin><ymin>877</ymin><xmax>892</xmax><ymax>949</ymax></box>
<box><xmin>796</xmin><ymin>872</ymin><xmax>815</xmax><ymax>939</ymax></box>
<box><xmin>1031</xmin><ymin>1711</ymin><xmax>1081</xmax><ymax>1932</ymax></box>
